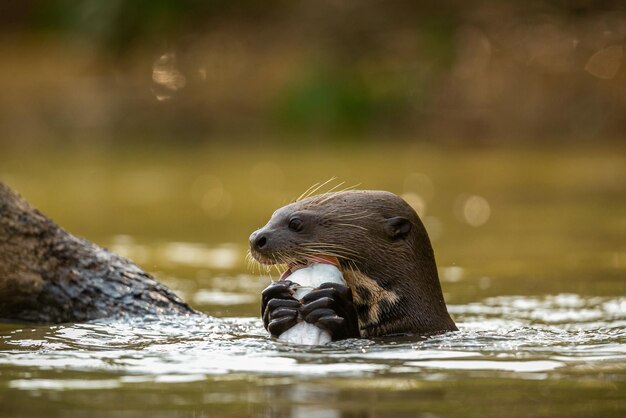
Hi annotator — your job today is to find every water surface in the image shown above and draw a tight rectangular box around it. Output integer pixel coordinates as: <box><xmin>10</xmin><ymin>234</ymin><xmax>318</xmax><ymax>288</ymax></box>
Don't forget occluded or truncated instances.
<box><xmin>1</xmin><ymin>145</ymin><xmax>624</xmax><ymax>417</ymax></box>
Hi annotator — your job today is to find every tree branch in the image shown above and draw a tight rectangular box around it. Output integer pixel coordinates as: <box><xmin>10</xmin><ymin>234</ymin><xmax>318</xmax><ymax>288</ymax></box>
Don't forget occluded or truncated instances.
<box><xmin>0</xmin><ymin>182</ymin><xmax>196</xmax><ymax>323</ymax></box>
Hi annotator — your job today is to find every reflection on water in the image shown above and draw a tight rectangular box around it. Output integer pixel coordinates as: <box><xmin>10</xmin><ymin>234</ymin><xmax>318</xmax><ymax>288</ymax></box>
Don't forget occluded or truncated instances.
<box><xmin>110</xmin><ymin>237</ymin><xmax>241</xmax><ymax>270</ymax></box>
<box><xmin>1</xmin><ymin>293</ymin><xmax>625</xmax><ymax>416</ymax></box>
<box><xmin>1</xmin><ymin>294</ymin><xmax>624</xmax><ymax>381</ymax></box>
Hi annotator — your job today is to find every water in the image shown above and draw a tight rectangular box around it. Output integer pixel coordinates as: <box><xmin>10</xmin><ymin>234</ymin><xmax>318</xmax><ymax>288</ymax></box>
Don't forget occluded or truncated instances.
<box><xmin>1</xmin><ymin>294</ymin><xmax>624</xmax><ymax>417</ymax></box>
<box><xmin>0</xmin><ymin>145</ymin><xmax>625</xmax><ymax>417</ymax></box>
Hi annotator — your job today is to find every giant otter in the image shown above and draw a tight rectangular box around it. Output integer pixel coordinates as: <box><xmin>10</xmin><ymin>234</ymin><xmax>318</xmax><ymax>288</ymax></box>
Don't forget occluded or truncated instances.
<box><xmin>250</xmin><ymin>190</ymin><xmax>457</xmax><ymax>340</ymax></box>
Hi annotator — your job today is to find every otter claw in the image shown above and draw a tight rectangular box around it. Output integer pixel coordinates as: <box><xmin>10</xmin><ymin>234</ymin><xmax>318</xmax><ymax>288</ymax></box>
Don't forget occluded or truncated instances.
<box><xmin>261</xmin><ymin>281</ymin><xmax>359</xmax><ymax>340</ymax></box>
<box><xmin>316</xmin><ymin>315</ymin><xmax>348</xmax><ymax>337</ymax></box>
<box><xmin>299</xmin><ymin>283</ymin><xmax>360</xmax><ymax>340</ymax></box>
<box><xmin>267</xmin><ymin>315</ymin><xmax>298</xmax><ymax>337</ymax></box>
<box><xmin>261</xmin><ymin>281</ymin><xmax>300</xmax><ymax>336</ymax></box>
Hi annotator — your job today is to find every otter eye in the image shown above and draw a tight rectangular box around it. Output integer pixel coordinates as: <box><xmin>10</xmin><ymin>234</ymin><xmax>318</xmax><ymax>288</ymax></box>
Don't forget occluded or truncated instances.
<box><xmin>288</xmin><ymin>217</ymin><xmax>303</xmax><ymax>232</ymax></box>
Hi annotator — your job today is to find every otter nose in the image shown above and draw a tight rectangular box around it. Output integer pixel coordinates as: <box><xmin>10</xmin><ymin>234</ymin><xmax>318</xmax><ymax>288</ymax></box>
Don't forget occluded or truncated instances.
<box><xmin>249</xmin><ymin>230</ymin><xmax>269</xmax><ymax>252</ymax></box>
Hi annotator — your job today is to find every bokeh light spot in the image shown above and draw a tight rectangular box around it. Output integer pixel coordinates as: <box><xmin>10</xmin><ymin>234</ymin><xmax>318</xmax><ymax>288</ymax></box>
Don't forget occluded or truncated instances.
<box><xmin>585</xmin><ymin>45</ymin><xmax>623</xmax><ymax>80</ymax></box>
<box><xmin>152</xmin><ymin>52</ymin><xmax>187</xmax><ymax>101</ymax></box>
<box><xmin>191</xmin><ymin>175</ymin><xmax>232</xmax><ymax>219</ymax></box>
<box><xmin>403</xmin><ymin>173</ymin><xmax>435</xmax><ymax>202</ymax></box>
<box><xmin>455</xmin><ymin>194</ymin><xmax>491</xmax><ymax>227</ymax></box>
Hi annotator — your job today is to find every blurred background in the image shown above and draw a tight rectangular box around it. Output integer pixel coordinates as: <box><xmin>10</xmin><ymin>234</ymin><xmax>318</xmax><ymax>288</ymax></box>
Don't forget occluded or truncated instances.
<box><xmin>1</xmin><ymin>0</ymin><xmax>625</xmax><ymax>147</ymax></box>
<box><xmin>1</xmin><ymin>2</ymin><xmax>626</xmax><ymax>417</ymax></box>
<box><xmin>0</xmin><ymin>0</ymin><xmax>624</xmax><ymax>314</ymax></box>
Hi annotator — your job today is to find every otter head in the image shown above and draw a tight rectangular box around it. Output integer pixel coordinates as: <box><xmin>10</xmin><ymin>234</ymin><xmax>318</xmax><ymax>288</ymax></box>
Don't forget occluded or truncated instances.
<box><xmin>249</xmin><ymin>190</ymin><xmax>456</xmax><ymax>337</ymax></box>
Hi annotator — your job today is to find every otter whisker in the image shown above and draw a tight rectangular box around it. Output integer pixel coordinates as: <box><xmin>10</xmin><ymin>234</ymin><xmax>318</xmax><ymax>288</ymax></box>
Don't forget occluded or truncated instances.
<box><xmin>302</xmin><ymin>246</ymin><xmax>352</xmax><ymax>256</ymax></box>
<box><xmin>305</xmin><ymin>180</ymin><xmax>350</xmax><ymax>205</ymax></box>
<box><xmin>301</xmin><ymin>249</ymin><xmax>347</xmax><ymax>259</ymax></box>
<box><xmin>330</xmin><ymin>212</ymin><xmax>372</xmax><ymax>221</ymax></box>
<box><xmin>292</xmin><ymin>250</ymin><xmax>324</xmax><ymax>265</ymax></box>
<box><xmin>299</xmin><ymin>249</ymin><xmax>336</xmax><ymax>258</ymax></box>
<box><xmin>344</xmin><ymin>260</ymin><xmax>366</xmax><ymax>277</ymax></box>
<box><xmin>313</xmin><ymin>182</ymin><xmax>361</xmax><ymax>205</ymax></box>
<box><xmin>298</xmin><ymin>247</ymin><xmax>362</xmax><ymax>262</ymax></box>
<box><xmin>295</xmin><ymin>183</ymin><xmax>320</xmax><ymax>203</ymax></box>
<box><xmin>297</xmin><ymin>182</ymin><xmax>326</xmax><ymax>202</ymax></box>
<box><xmin>271</xmin><ymin>264</ymin><xmax>283</xmax><ymax>277</ymax></box>
<box><xmin>301</xmin><ymin>244</ymin><xmax>358</xmax><ymax>252</ymax></box>
<box><xmin>316</xmin><ymin>181</ymin><xmax>346</xmax><ymax>198</ymax></box>
<box><xmin>300</xmin><ymin>248</ymin><xmax>361</xmax><ymax>260</ymax></box>
<box><xmin>301</xmin><ymin>242</ymin><xmax>363</xmax><ymax>257</ymax></box>
<box><xmin>334</xmin><ymin>223</ymin><xmax>369</xmax><ymax>231</ymax></box>
<box><xmin>245</xmin><ymin>250</ymin><xmax>255</xmax><ymax>266</ymax></box>
<box><xmin>259</xmin><ymin>253</ymin><xmax>304</xmax><ymax>279</ymax></box>
<box><xmin>311</xmin><ymin>204</ymin><xmax>372</xmax><ymax>222</ymax></box>
<box><xmin>246</xmin><ymin>250</ymin><xmax>265</xmax><ymax>275</ymax></box>
<box><xmin>300</xmin><ymin>249</ymin><xmax>362</xmax><ymax>261</ymax></box>
<box><xmin>296</xmin><ymin>177</ymin><xmax>338</xmax><ymax>202</ymax></box>
<box><xmin>330</xmin><ymin>211</ymin><xmax>369</xmax><ymax>218</ymax></box>
<box><xmin>301</xmin><ymin>242</ymin><xmax>353</xmax><ymax>248</ymax></box>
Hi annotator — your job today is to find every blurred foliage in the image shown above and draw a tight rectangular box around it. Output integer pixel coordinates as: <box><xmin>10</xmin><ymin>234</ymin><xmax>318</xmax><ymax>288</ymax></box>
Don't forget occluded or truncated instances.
<box><xmin>275</xmin><ymin>68</ymin><xmax>380</xmax><ymax>135</ymax></box>
<box><xmin>29</xmin><ymin>0</ymin><xmax>282</xmax><ymax>54</ymax></box>
<box><xmin>0</xmin><ymin>0</ymin><xmax>625</xmax><ymax>146</ymax></box>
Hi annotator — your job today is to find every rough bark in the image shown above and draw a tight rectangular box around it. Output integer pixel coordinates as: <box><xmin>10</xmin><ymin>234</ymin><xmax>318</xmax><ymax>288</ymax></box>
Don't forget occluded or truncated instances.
<box><xmin>0</xmin><ymin>182</ymin><xmax>196</xmax><ymax>323</ymax></box>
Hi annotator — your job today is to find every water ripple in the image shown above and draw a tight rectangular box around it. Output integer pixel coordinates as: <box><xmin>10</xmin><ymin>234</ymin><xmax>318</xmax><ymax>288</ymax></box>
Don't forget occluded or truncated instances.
<box><xmin>1</xmin><ymin>294</ymin><xmax>624</xmax><ymax>389</ymax></box>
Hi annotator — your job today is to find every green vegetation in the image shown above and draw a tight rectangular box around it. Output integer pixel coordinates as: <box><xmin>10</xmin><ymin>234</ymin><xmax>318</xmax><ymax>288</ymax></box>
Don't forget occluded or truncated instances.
<box><xmin>1</xmin><ymin>1</ymin><xmax>624</xmax><ymax>144</ymax></box>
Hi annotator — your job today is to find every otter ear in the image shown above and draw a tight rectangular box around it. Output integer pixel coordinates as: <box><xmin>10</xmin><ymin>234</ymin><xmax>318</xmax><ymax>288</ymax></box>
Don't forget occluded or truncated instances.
<box><xmin>383</xmin><ymin>217</ymin><xmax>412</xmax><ymax>240</ymax></box>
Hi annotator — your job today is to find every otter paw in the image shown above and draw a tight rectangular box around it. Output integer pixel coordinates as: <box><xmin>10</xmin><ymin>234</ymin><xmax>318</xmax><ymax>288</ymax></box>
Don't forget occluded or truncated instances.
<box><xmin>299</xmin><ymin>282</ymin><xmax>360</xmax><ymax>340</ymax></box>
<box><xmin>261</xmin><ymin>281</ymin><xmax>301</xmax><ymax>337</ymax></box>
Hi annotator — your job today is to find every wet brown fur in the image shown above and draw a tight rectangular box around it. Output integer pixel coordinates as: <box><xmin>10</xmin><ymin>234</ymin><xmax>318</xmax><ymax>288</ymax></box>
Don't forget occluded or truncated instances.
<box><xmin>251</xmin><ymin>190</ymin><xmax>457</xmax><ymax>337</ymax></box>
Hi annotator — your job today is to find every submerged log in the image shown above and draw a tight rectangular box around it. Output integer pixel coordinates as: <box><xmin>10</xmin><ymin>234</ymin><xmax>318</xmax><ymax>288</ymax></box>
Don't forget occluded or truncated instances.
<box><xmin>0</xmin><ymin>182</ymin><xmax>196</xmax><ymax>323</ymax></box>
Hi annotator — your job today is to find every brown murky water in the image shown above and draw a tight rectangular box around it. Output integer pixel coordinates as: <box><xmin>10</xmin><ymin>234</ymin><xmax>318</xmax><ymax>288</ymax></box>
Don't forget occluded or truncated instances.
<box><xmin>1</xmin><ymin>144</ymin><xmax>625</xmax><ymax>417</ymax></box>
